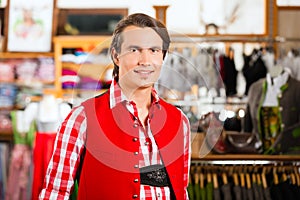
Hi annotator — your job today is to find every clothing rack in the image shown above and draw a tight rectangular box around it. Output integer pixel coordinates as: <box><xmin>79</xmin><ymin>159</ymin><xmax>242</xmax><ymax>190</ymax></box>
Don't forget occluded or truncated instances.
<box><xmin>170</xmin><ymin>35</ymin><xmax>274</xmax><ymax>43</ymax></box>
<box><xmin>170</xmin><ymin>35</ymin><xmax>300</xmax><ymax>43</ymax></box>
<box><xmin>188</xmin><ymin>155</ymin><xmax>300</xmax><ymax>200</ymax></box>
<box><xmin>191</xmin><ymin>154</ymin><xmax>300</xmax><ymax>166</ymax></box>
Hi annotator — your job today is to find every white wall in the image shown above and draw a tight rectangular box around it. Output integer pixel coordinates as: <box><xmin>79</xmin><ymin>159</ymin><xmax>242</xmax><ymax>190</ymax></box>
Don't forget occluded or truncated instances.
<box><xmin>57</xmin><ymin>0</ymin><xmax>201</xmax><ymax>34</ymax></box>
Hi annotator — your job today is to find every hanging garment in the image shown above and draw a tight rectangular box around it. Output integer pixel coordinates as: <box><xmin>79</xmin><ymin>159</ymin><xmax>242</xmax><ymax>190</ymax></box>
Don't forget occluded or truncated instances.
<box><xmin>187</xmin><ymin>181</ymin><xmax>195</xmax><ymax>200</ymax></box>
<box><xmin>213</xmin><ymin>172</ymin><xmax>221</xmax><ymax>200</ymax></box>
<box><xmin>242</xmin><ymin>50</ymin><xmax>267</xmax><ymax>95</ymax></box>
<box><xmin>223</xmin><ymin>55</ymin><xmax>238</xmax><ymax>96</ymax></box>
<box><xmin>193</xmin><ymin>50</ymin><xmax>208</xmax><ymax>88</ymax></box>
<box><xmin>159</xmin><ymin>50</ymin><xmax>191</xmax><ymax>93</ymax></box>
<box><xmin>233</xmin><ymin>185</ymin><xmax>242</xmax><ymax>200</ymax></box>
<box><xmin>263</xmin><ymin>187</ymin><xmax>272</xmax><ymax>200</ymax></box>
<box><xmin>199</xmin><ymin>188</ymin><xmax>206</xmax><ymax>200</ymax></box>
<box><xmin>5</xmin><ymin>110</ymin><xmax>36</xmax><ymax>200</ymax></box>
<box><xmin>221</xmin><ymin>183</ymin><xmax>232</xmax><ymax>200</ymax></box>
<box><xmin>270</xmin><ymin>180</ymin><xmax>300</xmax><ymax>200</ymax></box>
<box><xmin>193</xmin><ymin>174</ymin><xmax>201</xmax><ymax>200</ymax></box>
<box><xmin>213</xmin><ymin>188</ymin><xmax>221</xmax><ymax>200</ymax></box>
<box><xmin>0</xmin><ymin>146</ymin><xmax>3</xmax><ymax>200</ymax></box>
<box><xmin>5</xmin><ymin>144</ymin><xmax>32</xmax><ymax>200</ymax></box>
<box><xmin>0</xmin><ymin>144</ymin><xmax>9</xmax><ymax>200</ymax></box>
<box><xmin>206</xmin><ymin>181</ymin><xmax>213</xmax><ymax>200</ymax></box>
<box><xmin>252</xmin><ymin>182</ymin><xmax>263</xmax><ymax>200</ymax></box>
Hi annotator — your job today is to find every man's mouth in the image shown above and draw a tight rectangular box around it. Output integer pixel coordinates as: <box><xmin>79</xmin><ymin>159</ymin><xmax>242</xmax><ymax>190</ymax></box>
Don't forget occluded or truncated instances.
<box><xmin>134</xmin><ymin>69</ymin><xmax>154</xmax><ymax>75</ymax></box>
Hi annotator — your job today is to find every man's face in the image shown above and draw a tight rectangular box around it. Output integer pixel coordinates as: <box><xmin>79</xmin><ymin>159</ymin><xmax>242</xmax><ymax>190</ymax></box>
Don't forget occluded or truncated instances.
<box><xmin>114</xmin><ymin>25</ymin><xmax>164</xmax><ymax>92</ymax></box>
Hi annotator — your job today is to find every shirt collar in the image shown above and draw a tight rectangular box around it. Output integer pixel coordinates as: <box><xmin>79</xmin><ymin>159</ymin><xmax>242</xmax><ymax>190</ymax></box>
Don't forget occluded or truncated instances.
<box><xmin>266</xmin><ymin>69</ymin><xmax>289</xmax><ymax>88</ymax></box>
<box><xmin>109</xmin><ymin>78</ymin><xmax>160</xmax><ymax>109</ymax></box>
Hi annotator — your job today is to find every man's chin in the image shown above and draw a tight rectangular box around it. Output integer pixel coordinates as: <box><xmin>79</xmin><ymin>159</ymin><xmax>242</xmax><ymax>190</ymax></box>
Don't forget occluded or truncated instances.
<box><xmin>137</xmin><ymin>82</ymin><xmax>154</xmax><ymax>89</ymax></box>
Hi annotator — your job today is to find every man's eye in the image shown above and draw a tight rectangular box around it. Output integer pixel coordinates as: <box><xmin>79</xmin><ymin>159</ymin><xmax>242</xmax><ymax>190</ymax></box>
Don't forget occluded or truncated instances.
<box><xmin>151</xmin><ymin>48</ymin><xmax>162</xmax><ymax>53</ymax></box>
<box><xmin>130</xmin><ymin>48</ymin><xmax>138</xmax><ymax>52</ymax></box>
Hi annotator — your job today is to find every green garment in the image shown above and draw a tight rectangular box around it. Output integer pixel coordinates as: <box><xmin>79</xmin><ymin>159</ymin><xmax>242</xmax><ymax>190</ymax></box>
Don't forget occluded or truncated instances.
<box><xmin>187</xmin><ymin>182</ymin><xmax>195</xmax><ymax>200</ymax></box>
<box><xmin>194</xmin><ymin>183</ymin><xmax>200</xmax><ymax>200</ymax></box>
<box><xmin>200</xmin><ymin>187</ymin><xmax>206</xmax><ymax>200</ymax></box>
<box><xmin>260</xmin><ymin>106</ymin><xmax>281</xmax><ymax>153</ymax></box>
<box><xmin>11</xmin><ymin>111</ymin><xmax>36</xmax><ymax>147</ymax></box>
<box><xmin>206</xmin><ymin>182</ymin><xmax>213</xmax><ymax>200</ymax></box>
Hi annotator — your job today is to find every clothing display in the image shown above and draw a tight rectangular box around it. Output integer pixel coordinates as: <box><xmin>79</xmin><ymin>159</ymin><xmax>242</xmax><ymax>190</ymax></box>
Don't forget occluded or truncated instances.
<box><xmin>188</xmin><ymin>164</ymin><xmax>300</xmax><ymax>200</ymax></box>
<box><xmin>244</xmin><ymin>69</ymin><xmax>300</xmax><ymax>154</ymax></box>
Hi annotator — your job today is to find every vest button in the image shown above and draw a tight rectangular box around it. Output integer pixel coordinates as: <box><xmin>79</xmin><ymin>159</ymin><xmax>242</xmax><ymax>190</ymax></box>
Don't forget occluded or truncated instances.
<box><xmin>132</xmin><ymin>194</ymin><xmax>138</xmax><ymax>198</ymax></box>
<box><xmin>134</xmin><ymin>151</ymin><xmax>139</xmax><ymax>155</ymax></box>
<box><xmin>133</xmin><ymin>178</ymin><xmax>139</xmax><ymax>183</ymax></box>
<box><xmin>132</xmin><ymin>137</ymin><xmax>138</xmax><ymax>142</ymax></box>
<box><xmin>134</xmin><ymin>164</ymin><xmax>139</xmax><ymax>168</ymax></box>
<box><xmin>133</xmin><ymin>123</ymin><xmax>139</xmax><ymax>128</ymax></box>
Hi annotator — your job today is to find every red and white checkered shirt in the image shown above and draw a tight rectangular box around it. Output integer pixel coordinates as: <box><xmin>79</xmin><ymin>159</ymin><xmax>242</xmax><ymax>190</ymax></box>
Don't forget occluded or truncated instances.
<box><xmin>39</xmin><ymin>80</ymin><xmax>191</xmax><ymax>200</ymax></box>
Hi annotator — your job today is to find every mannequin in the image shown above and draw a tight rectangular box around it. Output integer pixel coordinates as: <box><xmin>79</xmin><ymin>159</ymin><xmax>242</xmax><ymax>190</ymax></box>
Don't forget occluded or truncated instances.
<box><xmin>26</xmin><ymin>94</ymin><xmax>71</xmax><ymax>200</ymax></box>
<box><xmin>244</xmin><ymin>67</ymin><xmax>300</xmax><ymax>154</ymax></box>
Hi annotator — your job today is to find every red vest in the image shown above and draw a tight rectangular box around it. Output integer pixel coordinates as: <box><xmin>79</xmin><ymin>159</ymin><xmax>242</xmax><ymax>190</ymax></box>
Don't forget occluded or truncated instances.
<box><xmin>78</xmin><ymin>91</ymin><xmax>186</xmax><ymax>199</ymax></box>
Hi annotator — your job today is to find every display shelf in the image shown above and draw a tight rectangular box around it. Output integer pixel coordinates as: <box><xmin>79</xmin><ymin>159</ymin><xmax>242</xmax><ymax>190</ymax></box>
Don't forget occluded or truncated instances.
<box><xmin>53</xmin><ymin>36</ymin><xmax>112</xmax><ymax>96</ymax></box>
<box><xmin>0</xmin><ymin>52</ymin><xmax>54</xmax><ymax>59</ymax></box>
<box><xmin>0</xmin><ymin>132</ymin><xmax>13</xmax><ymax>142</ymax></box>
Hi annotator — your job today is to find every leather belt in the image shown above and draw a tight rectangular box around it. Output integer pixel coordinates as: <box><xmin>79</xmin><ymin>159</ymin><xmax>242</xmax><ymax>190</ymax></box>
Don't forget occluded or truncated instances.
<box><xmin>140</xmin><ymin>164</ymin><xmax>170</xmax><ymax>187</ymax></box>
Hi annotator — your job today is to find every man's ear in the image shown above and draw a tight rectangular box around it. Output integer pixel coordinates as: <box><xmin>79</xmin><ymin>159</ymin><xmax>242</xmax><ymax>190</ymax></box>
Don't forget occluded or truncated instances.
<box><xmin>112</xmin><ymin>49</ymin><xmax>119</xmax><ymax>64</ymax></box>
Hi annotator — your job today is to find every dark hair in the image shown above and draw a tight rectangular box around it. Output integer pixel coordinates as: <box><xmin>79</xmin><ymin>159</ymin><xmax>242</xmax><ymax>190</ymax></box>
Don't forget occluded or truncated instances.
<box><xmin>110</xmin><ymin>13</ymin><xmax>171</xmax><ymax>81</ymax></box>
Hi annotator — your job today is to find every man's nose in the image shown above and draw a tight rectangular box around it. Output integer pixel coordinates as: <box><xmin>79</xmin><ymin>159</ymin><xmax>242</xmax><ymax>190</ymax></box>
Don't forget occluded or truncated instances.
<box><xmin>138</xmin><ymin>50</ymin><xmax>151</xmax><ymax>66</ymax></box>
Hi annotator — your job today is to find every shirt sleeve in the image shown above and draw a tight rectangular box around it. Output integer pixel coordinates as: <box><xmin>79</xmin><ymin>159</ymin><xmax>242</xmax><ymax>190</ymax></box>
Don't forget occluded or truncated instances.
<box><xmin>39</xmin><ymin>105</ymin><xmax>87</xmax><ymax>200</ymax></box>
<box><xmin>182</xmin><ymin>113</ymin><xmax>191</xmax><ymax>200</ymax></box>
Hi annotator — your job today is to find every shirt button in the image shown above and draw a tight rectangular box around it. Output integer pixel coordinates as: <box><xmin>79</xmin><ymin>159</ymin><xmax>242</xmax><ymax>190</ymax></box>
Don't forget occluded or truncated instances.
<box><xmin>132</xmin><ymin>194</ymin><xmax>138</xmax><ymax>198</ymax></box>
<box><xmin>132</xmin><ymin>137</ymin><xmax>138</xmax><ymax>142</ymax></box>
<box><xmin>278</xmin><ymin>93</ymin><xmax>282</xmax><ymax>98</ymax></box>
<box><xmin>134</xmin><ymin>151</ymin><xmax>139</xmax><ymax>155</ymax></box>
<box><xmin>133</xmin><ymin>178</ymin><xmax>139</xmax><ymax>183</ymax></box>
<box><xmin>144</xmin><ymin>142</ymin><xmax>149</xmax><ymax>145</ymax></box>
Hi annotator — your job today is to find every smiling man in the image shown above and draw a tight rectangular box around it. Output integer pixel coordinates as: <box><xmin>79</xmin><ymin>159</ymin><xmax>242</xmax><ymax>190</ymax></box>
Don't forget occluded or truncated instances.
<box><xmin>39</xmin><ymin>13</ymin><xmax>191</xmax><ymax>200</ymax></box>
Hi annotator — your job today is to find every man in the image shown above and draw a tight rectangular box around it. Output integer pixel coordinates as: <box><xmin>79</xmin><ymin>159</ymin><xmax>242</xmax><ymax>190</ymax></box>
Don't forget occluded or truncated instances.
<box><xmin>39</xmin><ymin>13</ymin><xmax>191</xmax><ymax>200</ymax></box>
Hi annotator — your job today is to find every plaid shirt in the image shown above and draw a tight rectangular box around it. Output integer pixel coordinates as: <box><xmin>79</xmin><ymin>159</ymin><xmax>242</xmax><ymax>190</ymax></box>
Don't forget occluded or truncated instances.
<box><xmin>39</xmin><ymin>80</ymin><xmax>191</xmax><ymax>200</ymax></box>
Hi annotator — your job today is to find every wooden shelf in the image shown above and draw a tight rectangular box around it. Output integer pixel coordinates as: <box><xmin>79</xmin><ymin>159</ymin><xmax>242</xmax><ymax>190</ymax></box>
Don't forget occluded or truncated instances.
<box><xmin>0</xmin><ymin>132</ymin><xmax>13</xmax><ymax>142</ymax></box>
<box><xmin>53</xmin><ymin>36</ymin><xmax>112</xmax><ymax>95</ymax></box>
<box><xmin>0</xmin><ymin>52</ymin><xmax>54</xmax><ymax>59</ymax></box>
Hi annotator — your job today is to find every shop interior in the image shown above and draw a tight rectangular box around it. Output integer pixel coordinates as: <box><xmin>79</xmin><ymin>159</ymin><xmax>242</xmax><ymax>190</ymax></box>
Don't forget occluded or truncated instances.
<box><xmin>0</xmin><ymin>0</ymin><xmax>300</xmax><ymax>199</ymax></box>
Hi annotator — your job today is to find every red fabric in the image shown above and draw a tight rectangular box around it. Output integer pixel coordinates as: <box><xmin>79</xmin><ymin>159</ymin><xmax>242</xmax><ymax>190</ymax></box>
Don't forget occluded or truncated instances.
<box><xmin>79</xmin><ymin>92</ymin><xmax>185</xmax><ymax>199</ymax></box>
<box><xmin>32</xmin><ymin>132</ymin><xmax>56</xmax><ymax>200</ymax></box>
